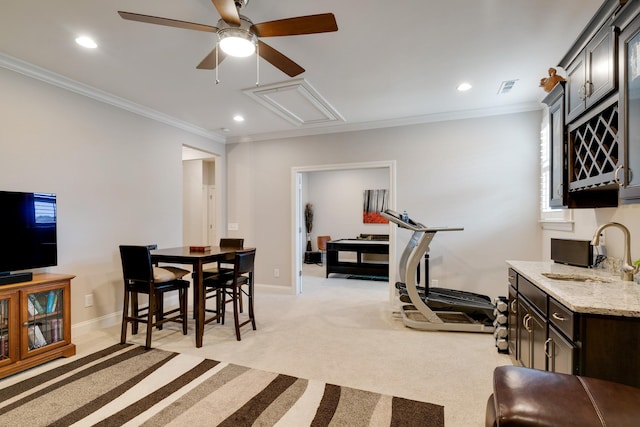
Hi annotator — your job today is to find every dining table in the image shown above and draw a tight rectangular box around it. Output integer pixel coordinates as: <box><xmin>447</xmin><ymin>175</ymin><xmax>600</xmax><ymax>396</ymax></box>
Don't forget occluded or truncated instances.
<box><xmin>150</xmin><ymin>245</ymin><xmax>251</xmax><ymax>348</ymax></box>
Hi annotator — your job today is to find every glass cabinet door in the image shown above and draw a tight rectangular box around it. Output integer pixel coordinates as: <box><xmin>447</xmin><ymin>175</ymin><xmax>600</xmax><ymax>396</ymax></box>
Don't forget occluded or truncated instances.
<box><xmin>1</xmin><ymin>296</ymin><xmax>9</xmax><ymax>362</ymax></box>
<box><xmin>619</xmin><ymin>14</ymin><xmax>640</xmax><ymax>201</ymax></box>
<box><xmin>23</xmin><ymin>286</ymin><xmax>65</xmax><ymax>354</ymax></box>
<box><xmin>542</xmin><ymin>82</ymin><xmax>567</xmax><ymax>207</ymax></box>
<box><xmin>0</xmin><ymin>292</ymin><xmax>19</xmax><ymax>365</ymax></box>
<box><xmin>549</xmin><ymin>87</ymin><xmax>566</xmax><ymax>207</ymax></box>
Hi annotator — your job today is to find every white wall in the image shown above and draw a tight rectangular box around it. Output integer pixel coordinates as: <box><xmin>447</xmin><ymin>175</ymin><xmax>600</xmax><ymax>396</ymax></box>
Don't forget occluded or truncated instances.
<box><xmin>305</xmin><ymin>168</ymin><xmax>389</xmax><ymax>250</ymax></box>
<box><xmin>226</xmin><ymin>111</ymin><xmax>543</xmax><ymax>299</ymax></box>
<box><xmin>542</xmin><ymin>206</ymin><xmax>640</xmax><ymax>264</ymax></box>
<box><xmin>1</xmin><ymin>68</ymin><xmax>225</xmax><ymax>325</ymax></box>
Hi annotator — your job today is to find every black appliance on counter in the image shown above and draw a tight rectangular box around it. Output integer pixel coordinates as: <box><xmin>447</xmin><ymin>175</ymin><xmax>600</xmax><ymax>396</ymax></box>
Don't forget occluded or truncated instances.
<box><xmin>550</xmin><ymin>238</ymin><xmax>596</xmax><ymax>268</ymax></box>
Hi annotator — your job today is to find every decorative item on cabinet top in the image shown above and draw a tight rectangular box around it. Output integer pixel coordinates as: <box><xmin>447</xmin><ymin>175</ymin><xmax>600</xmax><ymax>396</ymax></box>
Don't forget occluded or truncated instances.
<box><xmin>540</xmin><ymin>68</ymin><xmax>566</xmax><ymax>92</ymax></box>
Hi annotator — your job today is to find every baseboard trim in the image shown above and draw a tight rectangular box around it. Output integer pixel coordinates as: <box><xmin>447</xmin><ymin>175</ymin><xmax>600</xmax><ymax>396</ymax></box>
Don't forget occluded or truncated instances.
<box><xmin>71</xmin><ymin>283</ymin><xmax>292</xmax><ymax>335</ymax></box>
<box><xmin>256</xmin><ymin>283</ymin><xmax>296</xmax><ymax>295</ymax></box>
<box><xmin>72</xmin><ymin>311</ymin><xmax>121</xmax><ymax>336</ymax></box>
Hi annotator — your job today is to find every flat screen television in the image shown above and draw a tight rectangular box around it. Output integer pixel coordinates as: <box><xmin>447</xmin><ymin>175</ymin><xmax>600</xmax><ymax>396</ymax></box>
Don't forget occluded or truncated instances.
<box><xmin>0</xmin><ymin>191</ymin><xmax>57</xmax><ymax>284</ymax></box>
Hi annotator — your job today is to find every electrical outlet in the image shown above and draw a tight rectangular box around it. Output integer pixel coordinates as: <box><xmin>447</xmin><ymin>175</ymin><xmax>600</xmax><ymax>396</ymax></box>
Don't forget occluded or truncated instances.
<box><xmin>431</xmin><ymin>279</ymin><xmax>438</xmax><ymax>287</ymax></box>
<box><xmin>84</xmin><ymin>293</ymin><xmax>94</xmax><ymax>307</ymax></box>
<box><xmin>274</xmin><ymin>268</ymin><xmax>280</xmax><ymax>278</ymax></box>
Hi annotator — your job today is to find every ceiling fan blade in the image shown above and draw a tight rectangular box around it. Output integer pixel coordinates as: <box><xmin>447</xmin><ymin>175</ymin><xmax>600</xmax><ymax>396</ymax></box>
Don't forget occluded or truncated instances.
<box><xmin>258</xmin><ymin>41</ymin><xmax>305</xmax><ymax>77</ymax></box>
<box><xmin>118</xmin><ymin>11</ymin><xmax>218</xmax><ymax>32</ymax></box>
<box><xmin>211</xmin><ymin>0</ymin><xmax>241</xmax><ymax>26</ymax></box>
<box><xmin>196</xmin><ymin>47</ymin><xmax>226</xmax><ymax>69</ymax></box>
<box><xmin>252</xmin><ymin>13</ymin><xmax>338</xmax><ymax>37</ymax></box>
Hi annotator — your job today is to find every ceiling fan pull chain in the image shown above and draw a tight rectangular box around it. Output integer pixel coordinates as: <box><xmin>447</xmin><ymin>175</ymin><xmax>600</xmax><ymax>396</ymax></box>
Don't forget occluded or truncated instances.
<box><xmin>256</xmin><ymin>42</ymin><xmax>260</xmax><ymax>87</ymax></box>
<box><xmin>215</xmin><ymin>42</ymin><xmax>220</xmax><ymax>84</ymax></box>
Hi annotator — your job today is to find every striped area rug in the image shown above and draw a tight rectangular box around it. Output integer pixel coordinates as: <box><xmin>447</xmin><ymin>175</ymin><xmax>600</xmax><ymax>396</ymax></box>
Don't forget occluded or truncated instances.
<box><xmin>0</xmin><ymin>344</ymin><xmax>444</xmax><ymax>427</ymax></box>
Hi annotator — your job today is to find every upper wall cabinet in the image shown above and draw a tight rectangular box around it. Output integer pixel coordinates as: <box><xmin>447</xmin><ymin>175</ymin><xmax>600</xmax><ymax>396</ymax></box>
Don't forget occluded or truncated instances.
<box><xmin>542</xmin><ymin>81</ymin><xmax>619</xmax><ymax>208</ymax></box>
<box><xmin>549</xmin><ymin>0</ymin><xmax>627</xmax><ymax>208</ymax></box>
<box><xmin>546</xmin><ymin>0</ymin><xmax>640</xmax><ymax>207</ymax></box>
<box><xmin>565</xmin><ymin>24</ymin><xmax>618</xmax><ymax>123</ymax></box>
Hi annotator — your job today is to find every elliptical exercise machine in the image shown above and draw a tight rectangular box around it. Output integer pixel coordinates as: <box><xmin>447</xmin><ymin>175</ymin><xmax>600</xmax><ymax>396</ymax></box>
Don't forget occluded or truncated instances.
<box><xmin>382</xmin><ymin>209</ymin><xmax>495</xmax><ymax>333</ymax></box>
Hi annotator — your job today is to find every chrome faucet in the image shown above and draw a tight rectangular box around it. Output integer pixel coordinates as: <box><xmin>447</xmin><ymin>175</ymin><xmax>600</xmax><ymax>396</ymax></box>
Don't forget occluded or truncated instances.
<box><xmin>591</xmin><ymin>222</ymin><xmax>639</xmax><ymax>281</ymax></box>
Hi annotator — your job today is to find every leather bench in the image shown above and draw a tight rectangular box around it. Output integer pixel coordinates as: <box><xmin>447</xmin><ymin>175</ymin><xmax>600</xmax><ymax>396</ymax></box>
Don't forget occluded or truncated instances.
<box><xmin>486</xmin><ymin>366</ymin><xmax>640</xmax><ymax>427</ymax></box>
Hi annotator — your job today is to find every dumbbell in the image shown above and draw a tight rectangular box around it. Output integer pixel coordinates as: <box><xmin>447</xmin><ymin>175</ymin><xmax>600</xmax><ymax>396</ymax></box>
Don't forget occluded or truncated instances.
<box><xmin>494</xmin><ymin>326</ymin><xmax>507</xmax><ymax>339</ymax></box>
<box><xmin>494</xmin><ymin>298</ymin><xmax>508</xmax><ymax>313</ymax></box>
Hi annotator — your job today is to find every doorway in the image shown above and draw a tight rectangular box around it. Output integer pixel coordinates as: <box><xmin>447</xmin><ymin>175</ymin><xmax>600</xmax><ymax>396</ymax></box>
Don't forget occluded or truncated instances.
<box><xmin>291</xmin><ymin>161</ymin><xmax>396</xmax><ymax>296</ymax></box>
<box><xmin>182</xmin><ymin>146</ymin><xmax>221</xmax><ymax>246</ymax></box>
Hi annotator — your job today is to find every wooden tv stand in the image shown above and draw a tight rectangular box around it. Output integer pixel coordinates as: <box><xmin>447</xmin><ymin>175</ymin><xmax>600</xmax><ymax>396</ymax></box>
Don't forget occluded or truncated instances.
<box><xmin>0</xmin><ymin>273</ymin><xmax>76</xmax><ymax>379</ymax></box>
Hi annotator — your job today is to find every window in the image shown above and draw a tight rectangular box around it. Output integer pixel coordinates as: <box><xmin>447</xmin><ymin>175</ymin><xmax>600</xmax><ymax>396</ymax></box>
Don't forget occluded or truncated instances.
<box><xmin>539</xmin><ymin>112</ymin><xmax>572</xmax><ymax>230</ymax></box>
<box><xmin>34</xmin><ymin>193</ymin><xmax>56</xmax><ymax>225</ymax></box>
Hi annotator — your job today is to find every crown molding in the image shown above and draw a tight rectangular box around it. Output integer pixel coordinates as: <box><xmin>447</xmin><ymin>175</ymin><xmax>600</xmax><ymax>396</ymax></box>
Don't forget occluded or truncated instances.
<box><xmin>1</xmin><ymin>53</ymin><xmax>541</xmax><ymax>146</ymax></box>
<box><xmin>228</xmin><ymin>102</ymin><xmax>542</xmax><ymax>143</ymax></box>
<box><xmin>0</xmin><ymin>53</ymin><xmax>226</xmax><ymax>144</ymax></box>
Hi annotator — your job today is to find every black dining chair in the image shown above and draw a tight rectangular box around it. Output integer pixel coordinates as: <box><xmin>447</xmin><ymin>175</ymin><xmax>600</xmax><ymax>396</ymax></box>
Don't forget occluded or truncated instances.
<box><xmin>202</xmin><ymin>238</ymin><xmax>245</xmax><ymax>278</ymax></box>
<box><xmin>203</xmin><ymin>248</ymin><xmax>256</xmax><ymax>340</ymax></box>
<box><xmin>200</xmin><ymin>238</ymin><xmax>245</xmax><ymax>317</ymax></box>
<box><xmin>119</xmin><ymin>245</ymin><xmax>190</xmax><ymax>349</ymax></box>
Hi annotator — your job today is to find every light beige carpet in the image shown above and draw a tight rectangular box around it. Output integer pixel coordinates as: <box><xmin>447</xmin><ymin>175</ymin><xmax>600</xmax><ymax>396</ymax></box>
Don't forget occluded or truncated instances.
<box><xmin>0</xmin><ymin>343</ymin><xmax>444</xmax><ymax>427</ymax></box>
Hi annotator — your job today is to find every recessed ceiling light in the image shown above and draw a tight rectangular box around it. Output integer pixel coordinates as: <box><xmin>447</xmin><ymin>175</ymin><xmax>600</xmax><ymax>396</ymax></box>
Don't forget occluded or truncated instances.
<box><xmin>75</xmin><ymin>36</ymin><xmax>97</xmax><ymax>49</ymax></box>
<box><xmin>457</xmin><ymin>82</ymin><xmax>472</xmax><ymax>92</ymax></box>
<box><xmin>233</xmin><ymin>115</ymin><xmax>245</xmax><ymax>122</ymax></box>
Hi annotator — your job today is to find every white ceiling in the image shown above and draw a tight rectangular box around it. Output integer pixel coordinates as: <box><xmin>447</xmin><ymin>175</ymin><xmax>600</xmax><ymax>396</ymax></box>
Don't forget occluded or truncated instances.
<box><xmin>0</xmin><ymin>0</ymin><xmax>604</xmax><ymax>144</ymax></box>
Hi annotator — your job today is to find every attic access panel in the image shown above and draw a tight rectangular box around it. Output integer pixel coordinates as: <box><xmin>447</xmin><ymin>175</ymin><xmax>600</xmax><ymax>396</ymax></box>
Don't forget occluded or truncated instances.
<box><xmin>244</xmin><ymin>78</ymin><xmax>344</xmax><ymax>126</ymax></box>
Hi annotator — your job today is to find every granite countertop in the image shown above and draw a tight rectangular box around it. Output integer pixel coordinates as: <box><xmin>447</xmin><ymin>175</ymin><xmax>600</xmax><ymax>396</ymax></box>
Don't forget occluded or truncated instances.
<box><xmin>507</xmin><ymin>260</ymin><xmax>640</xmax><ymax>318</ymax></box>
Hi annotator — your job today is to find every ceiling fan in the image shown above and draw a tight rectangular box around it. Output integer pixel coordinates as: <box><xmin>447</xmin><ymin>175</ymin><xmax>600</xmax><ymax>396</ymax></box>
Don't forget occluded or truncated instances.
<box><xmin>118</xmin><ymin>0</ymin><xmax>338</xmax><ymax>77</ymax></box>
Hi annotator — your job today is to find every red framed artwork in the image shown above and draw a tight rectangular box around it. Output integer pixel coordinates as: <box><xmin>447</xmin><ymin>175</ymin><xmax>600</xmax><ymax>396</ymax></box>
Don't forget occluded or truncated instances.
<box><xmin>363</xmin><ymin>189</ymin><xmax>388</xmax><ymax>223</ymax></box>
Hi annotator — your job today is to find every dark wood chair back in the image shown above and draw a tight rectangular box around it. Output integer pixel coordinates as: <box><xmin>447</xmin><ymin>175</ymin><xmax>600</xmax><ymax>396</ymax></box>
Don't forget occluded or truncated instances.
<box><xmin>220</xmin><ymin>238</ymin><xmax>244</xmax><ymax>248</ymax></box>
<box><xmin>120</xmin><ymin>245</ymin><xmax>154</xmax><ymax>285</ymax></box>
<box><xmin>214</xmin><ymin>238</ymin><xmax>245</xmax><ymax>270</ymax></box>
<box><xmin>204</xmin><ymin>248</ymin><xmax>257</xmax><ymax>340</ymax></box>
<box><xmin>234</xmin><ymin>249</ymin><xmax>256</xmax><ymax>278</ymax></box>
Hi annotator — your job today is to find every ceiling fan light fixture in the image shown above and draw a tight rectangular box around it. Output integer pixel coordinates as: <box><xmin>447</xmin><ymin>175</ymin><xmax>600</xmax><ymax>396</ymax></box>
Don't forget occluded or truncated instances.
<box><xmin>219</xmin><ymin>28</ymin><xmax>256</xmax><ymax>57</ymax></box>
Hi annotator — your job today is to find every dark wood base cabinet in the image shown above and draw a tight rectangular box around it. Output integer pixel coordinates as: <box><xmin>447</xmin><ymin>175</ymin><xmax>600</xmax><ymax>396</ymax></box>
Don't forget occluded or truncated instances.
<box><xmin>508</xmin><ymin>267</ymin><xmax>640</xmax><ymax>388</ymax></box>
<box><xmin>517</xmin><ymin>298</ymin><xmax>547</xmax><ymax>371</ymax></box>
<box><xmin>547</xmin><ymin>325</ymin><xmax>577</xmax><ymax>375</ymax></box>
<box><xmin>580</xmin><ymin>315</ymin><xmax>640</xmax><ymax>387</ymax></box>
<box><xmin>507</xmin><ymin>280</ymin><xmax>518</xmax><ymax>358</ymax></box>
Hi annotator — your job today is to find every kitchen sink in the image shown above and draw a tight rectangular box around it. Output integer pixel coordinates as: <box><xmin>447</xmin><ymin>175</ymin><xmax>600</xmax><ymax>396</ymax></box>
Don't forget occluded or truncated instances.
<box><xmin>541</xmin><ymin>272</ymin><xmax>615</xmax><ymax>283</ymax></box>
